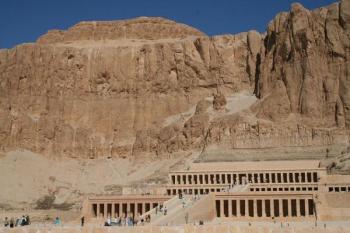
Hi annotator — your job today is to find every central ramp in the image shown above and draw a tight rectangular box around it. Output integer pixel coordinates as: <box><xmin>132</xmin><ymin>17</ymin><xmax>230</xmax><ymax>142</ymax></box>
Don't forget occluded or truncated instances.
<box><xmin>141</xmin><ymin>194</ymin><xmax>215</xmax><ymax>225</ymax></box>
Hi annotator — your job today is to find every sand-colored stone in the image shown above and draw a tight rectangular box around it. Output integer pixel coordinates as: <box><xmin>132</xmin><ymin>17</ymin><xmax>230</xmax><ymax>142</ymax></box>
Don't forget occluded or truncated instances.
<box><xmin>1</xmin><ymin>0</ymin><xmax>350</xmax><ymax>219</ymax></box>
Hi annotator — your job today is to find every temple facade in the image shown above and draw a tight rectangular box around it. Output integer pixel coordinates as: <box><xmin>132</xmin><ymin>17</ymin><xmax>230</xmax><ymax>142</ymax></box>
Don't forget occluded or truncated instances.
<box><xmin>82</xmin><ymin>160</ymin><xmax>350</xmax><ymax>224</ymax></box>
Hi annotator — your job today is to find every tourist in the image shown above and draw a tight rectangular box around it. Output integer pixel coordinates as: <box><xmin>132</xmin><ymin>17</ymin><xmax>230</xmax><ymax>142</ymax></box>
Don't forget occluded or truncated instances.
<box><xmin>164</xmin><ymin>207</ymin><xmax>167</xmax><ymax>215</ymax></box>
<box><xmin>106</xmin><ymin>217</ymin><xmax>111</xmax><ymax>226</ymax></box>
<box><xmin>155</xmin><ymin>206</ymin><xmax>158</xmax><ymax>214</ymax></box>
<box><xmin>15</xmin><ymin>218</ymin><xmax>20</xmax><ymax>226</ymax></box>
<box><xmin>185</xmin><ymin>212</ymin><xmax>189</xmax><ymax>224</ymax></box>
<box><xmin>25</xmin><ymin>215</ymin><xmax>30</xmax><ymax>225</ymax></box>
<box><xmin>121</xmin><ymin>216</ymin><xmax>126</xmax><ymax>226</ymax></box>
<box><xmin>9</xmin><ymin>218</ymin><xmax>14</xmax><ymax>228</ymax></box>
<box><xmin>126</xmin><ymin>217</ymin><xmax>133</xmax><ymax>226</ymax></box>
<box><xmin>111</xmin><ymin>216</ymin><xmax>118</xmax><ymax>226</ymax></box>
<box><xmin>4</xmin><ymin>217</ymin><xmax>9</xmax><ymax>227</ymax></box>
<box><xmin>81</xmin><ymin>216</ymin><xmax>84</xmax><ymax>227</ymax></box>
<box><xmin>20</xmin><ymin>215</ymin><xmax>26</xmax><ymax>226</ymax></box>
<box><xmin>54</xmin><ymin>217</ymin><xmax>61</xmax><ymax>225</ymax></box>
<box><xmin>116</xmin><ymin>216</ymin><xmax>121</xmax><ymax>226</ymax></box>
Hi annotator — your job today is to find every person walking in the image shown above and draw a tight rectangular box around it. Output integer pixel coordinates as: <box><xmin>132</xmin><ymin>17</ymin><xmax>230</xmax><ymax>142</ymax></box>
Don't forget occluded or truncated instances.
<box><xmin>9</xmin><ymin>218</ymin><xmax>14</xmax><ymax>228</ymax></box>
<box><xmin>4</xmin><ymin>217</ymin><xmax>9</xmax><ymax>227</ymax></box>
<box><xmin>81</xmin><ymin>216</ymin><xmax>85</xmax><ymax>227</ymax></box>
<box><xmin>54</xmin><ymin>217</ymin><xmax>61</xmax><ymax>225</ymax></box>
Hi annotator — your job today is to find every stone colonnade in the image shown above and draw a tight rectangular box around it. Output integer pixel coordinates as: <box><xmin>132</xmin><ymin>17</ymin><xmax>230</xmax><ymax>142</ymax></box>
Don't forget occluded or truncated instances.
<box><xmin>215</xmin><ymin>194</ymin><xmax>315</xmax><ymax>218</ymax></box>
<box><xmin>170</xmin><ymin>171</ymin><xmax>319</xmax><ymax>186</ymax></box>
<box><xmin>88</xmin><ymin>196</ymin><xmax>170</xmax><ymax>218</ymax></box>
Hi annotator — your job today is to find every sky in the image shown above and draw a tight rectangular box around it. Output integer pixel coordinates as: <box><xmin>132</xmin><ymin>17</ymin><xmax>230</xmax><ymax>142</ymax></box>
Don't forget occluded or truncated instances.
<box><xmin>0</xmin><ymin>0</ymin><xmax>337</xmax><ymax>49</ymax></box>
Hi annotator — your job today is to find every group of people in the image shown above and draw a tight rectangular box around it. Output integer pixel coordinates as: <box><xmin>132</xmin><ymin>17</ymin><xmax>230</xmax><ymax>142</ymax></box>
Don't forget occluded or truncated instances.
<box><xmin>3</xmin><ymin>215</ymin><xmax>30</xmax><ymax>228</ymax></box>
<box><xmin>155</xmin><ymin>204</ymin><xmax>167</xmax><ymax>216</ymax></box>
<box><xmin>104</xmin><ymin>216</ymin><xmax>135</xmax><ymax>226</ymax></box>
<box><xmin>103</xmin><ymin>204</ymin><xmax>171</xmax><ymax>227</ymax></box>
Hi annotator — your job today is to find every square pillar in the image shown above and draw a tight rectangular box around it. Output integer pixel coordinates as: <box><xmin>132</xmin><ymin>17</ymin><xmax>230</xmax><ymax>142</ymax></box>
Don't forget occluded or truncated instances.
<box><xmin>97</xmin><ymin>203</ymin><xmax>100</xmax><ymax>218</ymax></box>
<box><xmin>296</xmin><ymin>199</ymin><xmax>301</xmax><ymax>217</ymax></box>
<box><xmin>271</xmin><ymin>199</ymin><xmax>275</xmax><ymax>217</ymax></box>
<box><xmin>279</xmin><ymin>199</ymin><xmax>283</xmax><ymax>217</ymax></box>
<box><xmin>228</xmin><ymin>199</ymin><xmax>232</xmax><ymax>217</ymax></box>
<box><xmin>104</xmin><ymin>203</ymin><xmax>108</xmax><ymax>218</ymax></box>
<box><xmin>305</xmin><ymin>199</ymin><xmax>309</xmax><ymax>216</ymax></box>
<box><xmin>253</xmin><ymin>199</ymin><xmax>258</xmax><ymax>217</ymax></box>
<box><xmin>245</xmin><ymin>199</ymin><xmax>249</xmax><ymax>217</ymax></box>
<box><xmin>237</xmin><ymin>199</ymin><xmax>241</xmax><ymax>217</ymax></box>
<box><xmin>111</xmin><ymin>203</ymin><xmax>115</xmax><ymax>218</ymax></box>
<box><xmin>262</xmin><ymin>199</ymin><xmax>266</xmax><ymax>217</ymax></box>
<box><xmin>142</xmin><ymin>203</ymin><xmax>146</xmax><ymax>215</ymax></box>
<box><xmin>127</xmin><ymin>203</ymin><xmax>131</xmax><ymax>217</ymax></box>
<box><xmin>220</xmin><ymin>200</ymin><xmax>225</xmax><ymax>217</ymax></box>
<box><xmin>287</xmin><ymin>199</ymin><xmax>292</xmax><ymax>217</ymax></box>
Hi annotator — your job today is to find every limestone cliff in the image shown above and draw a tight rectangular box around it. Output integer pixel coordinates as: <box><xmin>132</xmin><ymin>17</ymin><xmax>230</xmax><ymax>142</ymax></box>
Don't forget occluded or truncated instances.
<box><xmin>0</xmin><ymin>2</ymin><xmax>350</xmax><ymax>160</ymax></box>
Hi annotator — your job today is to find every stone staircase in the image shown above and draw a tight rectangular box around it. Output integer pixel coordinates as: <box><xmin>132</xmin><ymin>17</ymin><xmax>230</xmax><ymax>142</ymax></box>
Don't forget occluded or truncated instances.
<box><xmin>140</xmin><ymin>194</ymin><xmax>210</xmax><ymax>226</ymax></box>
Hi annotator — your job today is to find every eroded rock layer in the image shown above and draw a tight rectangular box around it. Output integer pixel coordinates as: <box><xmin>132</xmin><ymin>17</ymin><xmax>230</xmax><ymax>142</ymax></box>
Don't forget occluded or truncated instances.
<box><xmin>0</xmin><ymin>2</ymin><xmax>350</xmax><ymax>159</ymax></box>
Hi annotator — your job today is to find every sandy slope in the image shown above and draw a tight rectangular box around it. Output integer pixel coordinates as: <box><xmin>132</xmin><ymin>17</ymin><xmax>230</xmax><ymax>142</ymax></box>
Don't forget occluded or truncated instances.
<box><xmin>0</xmin><ymin>150</ymin><xmax>197</xmax><ymax>211</ymax></box>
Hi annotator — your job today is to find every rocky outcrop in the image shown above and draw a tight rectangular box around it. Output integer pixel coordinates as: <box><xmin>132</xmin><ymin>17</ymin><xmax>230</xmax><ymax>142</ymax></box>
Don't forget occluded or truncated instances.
<box><xmin>255</xmin><ymin>2</ymin><xmax>350</xmax><ymax>128</ymax></box>
<box><xmin>0</xmin><ymin>17</ymin><xmax>257</xmax><ymax>158</ymax></box>
<box><xmin>0</xmin><ymin>2</ymin><xmax>350</xmax><ymax>159</ymax></box>
<box><xmin>37</xmin><ymin>17</ymin><xmax>205</xmax><ymax>43</ymax></box>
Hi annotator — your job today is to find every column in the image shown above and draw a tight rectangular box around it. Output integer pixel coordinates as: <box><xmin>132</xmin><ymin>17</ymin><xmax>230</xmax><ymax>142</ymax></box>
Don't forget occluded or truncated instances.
<box><xmin>220</xmin><ymin>200</ymin><xmax>225</xmax><ymax>217</ymax></box>
<box><xmin>253</xmin><ymin>199</ymin><xmax>258</xmax><ymax>217</ymax></box>
<box><xmin>97</xmin><ymin>203</ymin><xmax>100</xmax><ymax>218</ymax></box>
<box><xmin>279</xmin><ymin>199</ymin><xmax>283</xmax><ymax>217</ymax></box>
<box><xmin>252</xmin><ymin>173</ymin><xmax>255</xmax><ymax>183</ymax></box>
<box><xmin>271</xmin><ymin>199</ymin><xmax>275</xmax><ymax>217</ymax></box>
<box><xmin>111</xmin><ymin>203</ymin><xmax>115</xmax><ymax>218</ymax></box>
<box><xmin>305</xmin><ymin>199</ymin><xmax>309</xmax><ymax>216</ymax></box>
<box><xmin>296</xmin><ymin>199</ymin><xmax>300</xmax><ymax>217</ymax></box>
<box><xmin>104</xmin><ymin>203</ymin><xmax>107</xmax><ymax>218</ymax></box>
<box><xmin>119</xmin><ymin>203</ymin><xmax>122</xmax><ymax>217</ymax></box>
<box><xmin>262</xmin><ymin>199</ymin><xmax>266</xmax><ymax>217</ymax></box>
<box><xmin>287</xmin><ymin>199</ymin><xmax>291</xmax><ymax>217</ymax></box>
<box><xmin>127</xmin><ymin>203</ymin><xmax>131</xmax><ymax>217</ymax></box>
<box><xmin>228</xmin><ymin>199</ymin><xmax>232</xmax><ymax>217</ymax></box>
<box><xmin>237</xmin><ymin>199</ymin><xmax>241</xmax><ymax>217</ymax></box>
<box><xmin>142</xmin><ymin>203</ymin><xmax>146</xmax><ymax>215</ymax></box>
<box><xmin>286</xmin><ymin>173</ymin><xmax>290</xmax><ymax>183</ymax></box>
<box><xmin>245</xmin><ymin>199</ymin><xmax>249</xmax><ymax>217</ymax></box>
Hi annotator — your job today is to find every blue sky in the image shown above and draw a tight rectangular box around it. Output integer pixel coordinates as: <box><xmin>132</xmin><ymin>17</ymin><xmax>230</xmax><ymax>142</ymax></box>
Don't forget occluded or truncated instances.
<box><xmin>0</xmin><ymin>0</ymin><xmax>337</xmax><ymax>49</ymax></box>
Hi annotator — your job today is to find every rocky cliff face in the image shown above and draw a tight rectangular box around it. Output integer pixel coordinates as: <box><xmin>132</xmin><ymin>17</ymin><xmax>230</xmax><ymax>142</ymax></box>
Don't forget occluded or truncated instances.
<box><xmin>0</xmin><ymin>2</ymin><xmax>349</xmax><ymax>160</ymax></box>
<box><xmin>256</xmin><ymin>2</ymin><xmax>350</xmax><ymax>128</ymax></box>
